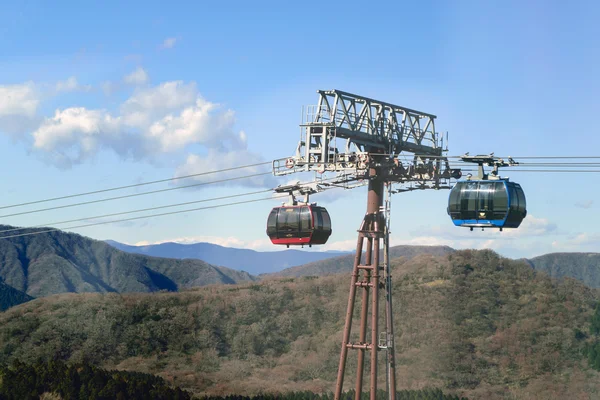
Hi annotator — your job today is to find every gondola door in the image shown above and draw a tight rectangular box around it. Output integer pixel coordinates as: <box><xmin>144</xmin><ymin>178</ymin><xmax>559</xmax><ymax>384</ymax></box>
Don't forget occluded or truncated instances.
<box><xmin>476</xmin><ymin>182</ymin><xmax>494</xmax><ymax>223</ymax></box>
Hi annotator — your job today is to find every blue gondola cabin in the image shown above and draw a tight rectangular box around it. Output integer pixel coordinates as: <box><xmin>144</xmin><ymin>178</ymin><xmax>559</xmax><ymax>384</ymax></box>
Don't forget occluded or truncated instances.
<box><xmin>448</xmin><ymin>180</ymin><xmax>527</xmax><ymax>230</ymax></box>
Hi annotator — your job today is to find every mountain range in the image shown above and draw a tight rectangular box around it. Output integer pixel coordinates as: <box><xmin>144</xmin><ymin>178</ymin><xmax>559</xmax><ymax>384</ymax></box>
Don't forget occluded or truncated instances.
<box><xmin>0</xmin><ymin>225</ymin><xmax>254</xmax><ymax>298</ymax></box>
<box><xmin>106</xmin><ymin>240</ymin><xmax>600</xmax><ymax>290</ymax></box>
<box><xmin>0</xmin><ymin>224</ymin><xmax>599</xmax><ymax>308</ymax></box>
<box><xmin>105</xmin><ymin>240</ymin><xmax>348</xmax><ymax>275</ymax></box>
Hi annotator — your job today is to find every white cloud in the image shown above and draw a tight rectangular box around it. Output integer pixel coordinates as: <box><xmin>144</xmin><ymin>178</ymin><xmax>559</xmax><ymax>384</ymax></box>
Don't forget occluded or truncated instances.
<box><xmin>148</xmin><ymin>100</ymin><xmax>245</xmax><ymax>152</ymax></box>
<box><xmin>367</xmin><ymin>214</ymin><xmax>563</xmax><ymax>259</ymax></box>
<box><xmin>123</xmin><ymin>67</ymin><xmax>149</xmax><ymax>85</ymax></box>
<box><xmin>31</xmin><ymin>107</ymin><xmax>137</xmax><ymax>167</ymax></box>
<box><xmin>159</xmin><ymin>37</ymin><xmax>177</xmax><ymax>50</ymax></box>
<box><xmin>411</xmin><ymin>214</ymin><xmax>556</xmax><ymax>241</ymax></box>
<box><xmin>551</xmin><ymin>232</ymin><xmax>600</xmax><ymax>252</ymax></box>
<box><xmin>55</xmin><ymin>77</ymin><xmax>91</xmax><ymax>93</ymax></box>
<box><xmin>499</xmin><ymin>215</ymin><xmax>557</xmax><ymax>237</ymax></box>
<box><xmin>320</xmin><ymin>239</ymin><xmax>358</xmax><ymax>252</ymax></box>
<box><xmin>175</xmin><ymin>149</ymin><xmax>278</xmax><ymax>189</ymax></box>
<box><xmin>0</xmin><ymin>76</ymin><xmax>272</xmax><ymax>190</ymax></box>
<box><xmin>133</xmin><ymin>235</ymin><xmax>273</xmax><ymax>251</ymax></box>
<box><xmin>27</xmin><ymin>79</ymin><xmax>272</xmax><ymax>179</ymax></box>
<box><xmin>0</xmin><ymin>82</ymin><xmax>39</xmax><ymax>117</ymax></box>
<box><xmin>121</xmin><ymin>81</ymin><xmax>197</xmax><ymax>127</ymax></box>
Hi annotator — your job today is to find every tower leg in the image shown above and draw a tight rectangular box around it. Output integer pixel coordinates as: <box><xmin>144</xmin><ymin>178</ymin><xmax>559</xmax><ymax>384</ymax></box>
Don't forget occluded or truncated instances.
<box><xmin>355</xmin><ymin>239</ymin><xmax>372</xmax><ymax>400</ymax></box>
<box><xmin>370</xmin><ymin>236</ymin><xmax>380</xmax><ymax>400</ymax></box>
<box><xmin>334</xmin><ymin>236</ymin><xmax>364</xmax><ymax>400</ymax></box>
<box><xmin>334</xmin><ymin>171</ymin><xmax>386</xmax><ymax>400</ymax></box>
<box><xmin>383</xmin><ymin>213</ymin><xmax>397</xmax><ymax>400</ymax></box>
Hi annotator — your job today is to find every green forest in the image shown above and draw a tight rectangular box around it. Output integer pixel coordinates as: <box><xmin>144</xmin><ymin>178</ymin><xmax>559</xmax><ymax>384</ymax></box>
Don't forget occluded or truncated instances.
<box><xmin>0</xmin><ymin>360</ymin><xmax>190</xmax><ymax>400</ymax></box>
<box><xmin>0</xmin><ymin>360</ymin><xmax>464</xmax><ymax>400</ymax></box>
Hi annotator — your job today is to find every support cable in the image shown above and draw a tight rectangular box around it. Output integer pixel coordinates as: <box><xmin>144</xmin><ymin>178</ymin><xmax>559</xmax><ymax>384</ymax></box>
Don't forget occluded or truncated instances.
<box><xmin>0</xmin><ymin>195</ymin><xmax>287</xmax><ymax>241</ymax></box>
<box><xmin>0</xmin><ymin>189</ymin><xmax>273</xmax><ymax>235</ymax></box>
<box><xmin>453</xmin><ymin>168</ymin><xmax>600</xmax><ymax>173</ymax></box>
<box><xmin>0</xmin><ymin>174</ymin><xmax>351</xmax><ymax>240</ymax></box>
<box><xmin>0</xmin><ymin>172</ymin><xmax>273</xmax><ymax>219</ymax></box>
<box><xmin>0</xmin><ymin>160</ymin><xmax>274</xmax><ymax>210</ymax></box>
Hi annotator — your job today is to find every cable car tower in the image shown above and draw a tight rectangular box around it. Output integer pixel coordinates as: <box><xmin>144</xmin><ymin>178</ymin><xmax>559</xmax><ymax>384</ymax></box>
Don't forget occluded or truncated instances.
<box><xmin>272</xmin><ymin>90</ymin><xmax>461</xmax><ymax>400</ymax></box>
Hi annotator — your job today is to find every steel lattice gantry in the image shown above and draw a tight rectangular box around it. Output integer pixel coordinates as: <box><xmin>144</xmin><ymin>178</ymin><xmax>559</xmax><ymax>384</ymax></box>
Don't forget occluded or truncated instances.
<box><xmin>309</xmin><ymin>89</ymin><xmax>441</xmax><ymax>154</ymax></box>
<box><xmin>273</xmin><ymin>90</ymin><xmax>447</xmax><ymax>180</ymax></box>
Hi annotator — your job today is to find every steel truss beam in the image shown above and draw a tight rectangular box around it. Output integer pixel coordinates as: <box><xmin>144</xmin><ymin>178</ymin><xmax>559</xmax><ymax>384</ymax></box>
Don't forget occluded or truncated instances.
<box><xmin>311</xmin><ymin>90</ymin><xmax>440</xmax><ymax>155</ymax></box>
<box><xmin>274</xmin><ymin>90</ymin><xmax>445</xmax><ymax>177</ymax></box>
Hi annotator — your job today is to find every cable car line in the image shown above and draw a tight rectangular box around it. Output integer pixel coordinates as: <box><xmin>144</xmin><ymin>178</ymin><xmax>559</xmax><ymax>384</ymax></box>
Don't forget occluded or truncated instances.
<box><xmin>1</xmin><ymin>154</ymin><xmax>597</xmax><ymax>240</ymax></box>
<box><xmin>498</xmin><ymin>169</ymin><xmax>600</xmax><ymax>173</ymax></box>
<box><xmin>4</xmin><ymin>164</ymin><xmax>588</xmax><ymax>223</ymax></box>
<box><xmin>0</xmin><ymin>160</ymin><xmax>274</xmax><ymax>211</ymax></box>
<box><xmin>492</xmin><ymin>156</ymin><xmax>600</xmax><ymax>159</ymax></box>
<box><xmin>450</xmin><ymin>162</ymin><xmax>600</xmax><ymax>166</ymax></box>
<box><xmin>518</xmin><ymin>162</ymin><xmax>600</xmax><ymax>166</ymax></box>
<box><xmin>410</xmin><ymin>155</ymin><xmax>600</xmax><ymax>160</ymax></box>
<box><xmin>0</xmin><ymin>174</ymin><xmax>349</xmax><ymax>239</ymax></box>
<box><xmin>2</xmin><ymin>154</ymin><xmax>595</xmax><ymax>217</ymax></box>
<box><xmin>0</xmin><ymin>189</ymin><xmax>275</xmax><ymax>235</ymax></box>
<box><xmin>449</xmin><ymin>168</ymin><xmax>600</xmax><ymax>173</ymax></box>
<box><xmin>0</xmin><ymin>195</ymin><xmax>288</xmax><ymax>241</ymax></box>
<box><xmin>0</xmin><ymin>171</ymin><xmax>274</xmax><ymax>220</ymax></box>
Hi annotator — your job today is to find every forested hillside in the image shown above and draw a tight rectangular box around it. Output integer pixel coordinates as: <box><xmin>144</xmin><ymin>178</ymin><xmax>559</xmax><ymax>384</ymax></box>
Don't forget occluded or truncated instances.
<box><xmin>1</xmin><ymin>250</ymin><xmax>598</xmax><ymax>399</ymax></box>
<box><xmin>0</xmin><ymin>225</ymin><xmax>254</xmax><ymax>298</ymax></box>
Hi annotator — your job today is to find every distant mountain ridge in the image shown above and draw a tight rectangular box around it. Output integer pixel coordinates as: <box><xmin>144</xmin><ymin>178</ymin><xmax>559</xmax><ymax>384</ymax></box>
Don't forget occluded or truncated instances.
<box><xmin>267</xmin><ymin>245</ymin><xmax>456</xmax><ymax>278</ymax></box>
<box><xmin>3</xmin><ymin>222</ymin><xmax>600</xmax><ymax>302</ymax></box>
<box><xmin>0</xmin><ymin>225</ymin><xmax>254</xmax><ymax>298</ymax></box>
<box><xmin>105</xmin><ymin>240</ymin><xmax>349</xmax><ymax>275</ymax></box>
<box><xmin>273</xmin><ymin>248</ymin><xmax>600</xmax><ymax>288</ymax></box>
<box><xmin>526</xmin><ymin>252</ymin><xmax>600</xmax><ymax>288</ymax></box>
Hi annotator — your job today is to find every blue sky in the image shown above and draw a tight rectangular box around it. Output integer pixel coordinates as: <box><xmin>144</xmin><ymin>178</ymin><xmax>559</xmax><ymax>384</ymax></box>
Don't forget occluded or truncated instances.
<box><xmin>0</xmin><ymin>0</ymin><xmax>599</xmax><ymax>259</ymax></box>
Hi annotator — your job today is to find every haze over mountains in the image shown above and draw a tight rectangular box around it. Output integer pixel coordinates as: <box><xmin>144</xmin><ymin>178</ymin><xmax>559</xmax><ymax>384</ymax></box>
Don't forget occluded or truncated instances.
<box><xmin>106</xmin><ymin>240</ymin><xmax>348</xmax><ymax>275</ymax></box>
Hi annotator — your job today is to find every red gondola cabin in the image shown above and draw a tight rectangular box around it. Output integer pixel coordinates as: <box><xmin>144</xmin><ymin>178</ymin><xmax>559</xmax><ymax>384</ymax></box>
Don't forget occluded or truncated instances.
<box><xmin>266</xmin><ymin>205</ymin><xmax>332</xmax><ymax>247</ymax></box>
